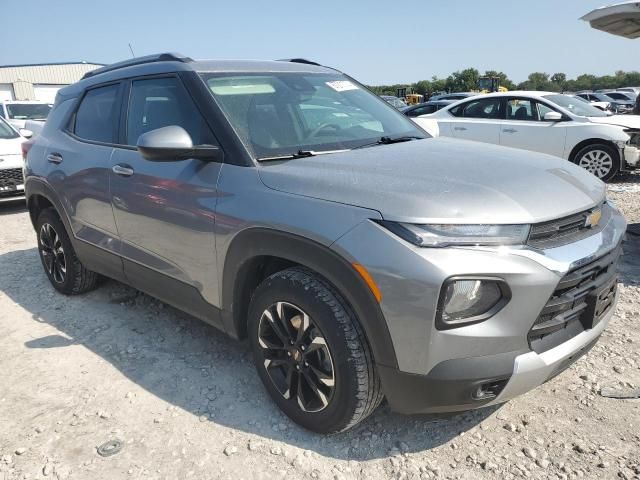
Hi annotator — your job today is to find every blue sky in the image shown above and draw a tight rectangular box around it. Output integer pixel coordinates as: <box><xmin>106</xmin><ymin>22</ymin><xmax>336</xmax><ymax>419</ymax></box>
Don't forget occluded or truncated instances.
<box><xmin>3</xmin><ymin>0</ymin><xmax>639</xmax><ymax>85</ymax></box>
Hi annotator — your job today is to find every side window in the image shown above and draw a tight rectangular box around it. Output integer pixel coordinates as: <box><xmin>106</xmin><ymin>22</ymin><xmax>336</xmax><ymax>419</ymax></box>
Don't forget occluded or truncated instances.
<box><xmin>450</xmin><ymin>98</ymin><xmax>502</xmax><ymax>119</ymax></box>
<box><xmin>536</xmin><ymin>102</ymin><xmax>555</xmax><ymax>119</ymax></box>
<box><xmin>506</xmin><ymin>99</ymin><xmax>538</xmax><ymax>121</ymax></box>
<box><xmin>126</xmin><ymin>77</ymin><xmax>215</xmax><ymax>146</ymax></box>
<box><xmin>74</xmin><ymin>84</ymin><xmax>119</xmax><ymax>143</ymax></box>
<box><xmin>407</xmin><ymin>105</ymin><xmax>435</xmax><ymax>117</ymax></box>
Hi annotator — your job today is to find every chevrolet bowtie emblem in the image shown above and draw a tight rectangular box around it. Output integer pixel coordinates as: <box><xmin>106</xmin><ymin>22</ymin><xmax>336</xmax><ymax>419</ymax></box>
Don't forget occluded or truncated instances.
<box><xmin>585</xmin><ymin>209</ymin><xmax>602</xmax><ymax>228</ymax></box>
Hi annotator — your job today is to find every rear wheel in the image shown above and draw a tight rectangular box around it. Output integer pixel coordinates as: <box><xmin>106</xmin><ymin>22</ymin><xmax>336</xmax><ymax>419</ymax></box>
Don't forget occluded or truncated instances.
<box><xmin>248</xmin><ymin>267</ymin><xmax>383</xmax><ymax>433</ymax></box>
<box><xmin>36</xmin><ymin>208</ymin><xmax>100</xmax><ymax>295</ymax></box>
<box><xmin>572</xmin><ymin>143</ymin><xmax>620</xmax><ymax>182</ymax></box>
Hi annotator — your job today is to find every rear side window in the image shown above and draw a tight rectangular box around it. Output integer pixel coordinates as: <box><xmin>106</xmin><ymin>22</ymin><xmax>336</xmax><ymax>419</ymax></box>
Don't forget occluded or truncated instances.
<box><xmin>74</xmin><ymin>84</ymin><xmax>119</xmax><ymax>143</ymax></box>
<box><xmin>126</xmin><ymin>77</ymin><xmax>216</xmax><ymax>146</ymax></box>
<box><xmin>449</xmin><ymin>98</ymin><xmax>502</xmax><ymax>119</ymax></box>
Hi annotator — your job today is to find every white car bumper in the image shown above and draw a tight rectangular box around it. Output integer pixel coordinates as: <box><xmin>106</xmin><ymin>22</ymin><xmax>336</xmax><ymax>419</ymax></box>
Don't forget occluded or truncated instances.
<box><xmin>624</xmin><ymin>145</ymin><xmax>640</xmax><ymax>167</ymax></box>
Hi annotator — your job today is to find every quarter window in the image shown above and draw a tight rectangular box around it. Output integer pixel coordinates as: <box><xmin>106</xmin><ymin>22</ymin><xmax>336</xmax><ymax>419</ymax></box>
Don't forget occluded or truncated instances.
<box><xmin>126</xmin><ymin>77</ymin><xmax>215</xmax><ymax>146</ymax></box>
<box><xmin>74</xmin><ymin>84</ymin><xmax>119</xmax><ymax>143</ymax></box>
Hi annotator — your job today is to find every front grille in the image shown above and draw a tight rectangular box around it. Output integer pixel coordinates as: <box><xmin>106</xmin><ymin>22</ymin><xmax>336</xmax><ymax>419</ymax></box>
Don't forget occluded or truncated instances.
<box><xmin>528</xmin><ymin>243</ymin><xmax>621</xmax><ymax>354</ymax></box>
<box><xmin>0</xmin><ymin>168</ymin><xmax>24</xmax><ymax>188</ymax></box>
<box><xmin>527</xmin><ymin>203</ymin><xmax>610</xmax><ymax>249</ymax></box>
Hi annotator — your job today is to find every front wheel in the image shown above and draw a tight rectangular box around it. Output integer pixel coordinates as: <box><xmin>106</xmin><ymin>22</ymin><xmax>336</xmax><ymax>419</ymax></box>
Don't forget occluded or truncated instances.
<box><xmin>248</xmin><ymin>267</ymin><xmax>383</xmax><ymax>433</ymax></box>
<box><xmin>572</xmin><ymin>143</ymin><xmax>620</xmax><ymax>182</ymax></box>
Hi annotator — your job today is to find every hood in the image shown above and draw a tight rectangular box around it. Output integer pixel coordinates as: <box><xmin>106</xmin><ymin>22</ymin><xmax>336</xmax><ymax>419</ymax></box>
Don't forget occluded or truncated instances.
<box><xmin>588</xmin><ymin>115</ymin><xmax>640</xmax><ymax>129</ymax></box>
<box><xmin>258</xmin><ymin>137</ymin><xmax>605</xmax><ymax>224</ymax></box>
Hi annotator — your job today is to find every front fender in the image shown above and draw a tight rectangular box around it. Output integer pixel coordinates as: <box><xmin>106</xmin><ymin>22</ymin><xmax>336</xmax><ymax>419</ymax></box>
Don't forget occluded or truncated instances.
<box><xmin>220</xmin><ymin>227</ymin><xmax>398</xmax><ymax>369</ymax></box>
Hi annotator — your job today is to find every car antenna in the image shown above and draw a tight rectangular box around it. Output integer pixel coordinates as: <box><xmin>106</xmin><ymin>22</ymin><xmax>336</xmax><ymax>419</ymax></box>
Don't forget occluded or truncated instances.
<box><xmin>128</xmin><ymin>43</ymin><xmax>136</xmax><ymax>58</ymax></box>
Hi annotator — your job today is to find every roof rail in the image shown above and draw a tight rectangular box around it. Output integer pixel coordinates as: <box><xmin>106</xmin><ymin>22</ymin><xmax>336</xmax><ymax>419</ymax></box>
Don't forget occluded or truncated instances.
<box><xmin>81</xmin><ymin>53</ymin><xmax>193</xmax><ymax>80</ymax></box>
<box><xmin>276</xmin><ymin>58</ymin><xmax>322</xmax><ymax>67</ymax></box>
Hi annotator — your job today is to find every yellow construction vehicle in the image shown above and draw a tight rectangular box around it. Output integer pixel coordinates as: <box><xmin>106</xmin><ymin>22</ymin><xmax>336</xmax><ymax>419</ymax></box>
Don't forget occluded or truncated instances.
<box><xmin>478</xmin><ymin>76</ymin><xmax>508</xmax><ymax>93</ymax></box>
<box><xmin>396</xmin><ymin>87</ymin><xmax>424</xmax><ymax>105</ymax></box>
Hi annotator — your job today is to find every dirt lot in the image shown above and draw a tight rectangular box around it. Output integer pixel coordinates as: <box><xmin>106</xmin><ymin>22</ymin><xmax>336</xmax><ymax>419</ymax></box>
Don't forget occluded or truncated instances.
<box><xmin>1</xmin><ymin>175</ymin><xmax>639</xmax><ymax>480</ymax></box>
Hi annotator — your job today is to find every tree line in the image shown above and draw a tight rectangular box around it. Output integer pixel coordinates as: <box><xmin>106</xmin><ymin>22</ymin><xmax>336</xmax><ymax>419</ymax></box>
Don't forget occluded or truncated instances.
<box><xmin>367</xmin><ymin>68</ymin><xmax>640</xmax><ymax>97</ymax></box>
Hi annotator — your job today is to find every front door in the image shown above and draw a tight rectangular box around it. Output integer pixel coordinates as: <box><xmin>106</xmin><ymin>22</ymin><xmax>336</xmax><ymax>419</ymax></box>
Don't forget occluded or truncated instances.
<box><xmin>499</xmin><ymin>98</ymin><xmax>567</xmax><ymax>158</ymax></box>
<box><xmin>109</xmin><ymin>75</ymin><xmax>223</xmax><ymax>319</ymax></box>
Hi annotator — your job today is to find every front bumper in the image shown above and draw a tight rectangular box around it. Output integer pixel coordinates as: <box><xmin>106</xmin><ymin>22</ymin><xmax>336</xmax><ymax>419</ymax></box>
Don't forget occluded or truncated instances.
<box><xmin>331</xmin><ymin>203</ymin><xmax>626</xmax><ymax>414</ymax></box>
<box><xmin>378</xmin><ymin>303</ymin><xmax>610</xmax><ymax>414</ymax></box>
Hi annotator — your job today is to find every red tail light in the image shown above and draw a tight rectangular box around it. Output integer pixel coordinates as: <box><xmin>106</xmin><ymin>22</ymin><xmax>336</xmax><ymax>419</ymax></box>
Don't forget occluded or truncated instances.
<box><xmin>21</xmin><ymin>139</ymin><xmax>34</xmax><ymax>161</ymax></box>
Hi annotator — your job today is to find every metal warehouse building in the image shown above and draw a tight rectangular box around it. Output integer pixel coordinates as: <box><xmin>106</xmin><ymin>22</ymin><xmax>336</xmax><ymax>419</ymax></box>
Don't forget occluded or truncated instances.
<box><xmin>0</xmin><ymin>62</ymin><xmax>103</xmax><ymax>103</ymax></box>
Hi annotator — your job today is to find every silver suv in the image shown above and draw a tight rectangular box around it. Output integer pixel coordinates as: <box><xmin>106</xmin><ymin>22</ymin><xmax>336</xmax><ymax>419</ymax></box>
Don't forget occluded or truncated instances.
<box><xmin>24</xmin><ymin>53</ymin><xmax>626</xmax><ymax>433</ymax></box>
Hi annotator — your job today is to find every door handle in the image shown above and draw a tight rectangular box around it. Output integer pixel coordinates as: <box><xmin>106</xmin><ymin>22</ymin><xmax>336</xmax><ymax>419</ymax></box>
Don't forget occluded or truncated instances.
<box><xmin>46</xmin><ymin>153</ymin><xmax>63</xmax><ymax>164</ymax></box>
<box><xmin>453</xmin><ymin>126</ymin><xmax>467</xmax><ymax>131</ymax></box>
<box><xmin>503</xmin><ymin>128</ymin><xmax>518</xmax><ymax>134</ymax></box>
<box><xmin>112</xmin><ymin>164</ymin><xmax>134</xmax><ymax>177</ymax></box>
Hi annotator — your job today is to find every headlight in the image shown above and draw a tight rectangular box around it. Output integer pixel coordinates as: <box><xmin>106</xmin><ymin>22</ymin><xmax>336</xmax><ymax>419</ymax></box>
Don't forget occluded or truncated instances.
<box><xmin>378</xmin><ymin>221</ymin><xmax>530</xmax><ymax>247</ymax></box>
<box><xmin>437</xmin><ymin>278</ymin><xmax>510</xmax><ymax>329</ymax></box>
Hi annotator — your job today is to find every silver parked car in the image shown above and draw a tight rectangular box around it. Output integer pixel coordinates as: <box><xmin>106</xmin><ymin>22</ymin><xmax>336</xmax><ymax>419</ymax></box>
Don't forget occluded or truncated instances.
<box><xmin>24</xmin><ymin>54</ymin><xmax>626</xmax><ymax>433</ymax></box>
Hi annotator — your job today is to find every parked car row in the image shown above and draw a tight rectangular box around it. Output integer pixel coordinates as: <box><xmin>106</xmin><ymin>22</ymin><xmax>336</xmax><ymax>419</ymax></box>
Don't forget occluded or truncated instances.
<box><xmin>22</xmin><ymin>54</ymin><xmax>627</xmax><ymax>433</ymax></box>
<box><xmin>575</xmin><ymin>90</ymin><xmax>636</xmax><ymax>114</ymax></box>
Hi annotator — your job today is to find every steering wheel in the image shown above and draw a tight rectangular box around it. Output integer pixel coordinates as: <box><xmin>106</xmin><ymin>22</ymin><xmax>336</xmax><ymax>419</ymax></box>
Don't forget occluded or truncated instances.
<box><xmin>306</xmin><ymin>123</ymin><xmax>342</xmax><ymax>139</ymax></box>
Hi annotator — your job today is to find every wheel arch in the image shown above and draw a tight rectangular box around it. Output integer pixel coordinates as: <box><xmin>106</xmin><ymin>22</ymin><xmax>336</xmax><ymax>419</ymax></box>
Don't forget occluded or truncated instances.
<box><xmin>25</xmin><ymin>179</ymin><xmax>72</xmax><ymax>234</ymax></box>
<box><xmin>221</xmin><ymin>228</ymin><xmax>398</xmax><ymax>369</ymax></box>
<box><xmin>568</xmin><ymin>138</ymin><xmax>620</xmax><ymax>163</ymax></box>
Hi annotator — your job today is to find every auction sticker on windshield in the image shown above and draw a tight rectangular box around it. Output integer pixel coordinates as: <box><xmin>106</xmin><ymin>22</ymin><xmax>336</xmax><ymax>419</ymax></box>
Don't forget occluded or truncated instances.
<box><xmin>326</xmin><ymin>80</ymin><xmax>359</xmax><ymax>92</ymax></box>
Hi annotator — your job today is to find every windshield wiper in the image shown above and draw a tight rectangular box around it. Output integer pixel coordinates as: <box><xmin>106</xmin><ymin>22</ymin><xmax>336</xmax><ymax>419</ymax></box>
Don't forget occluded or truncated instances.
<box><xmin>257</xmin><ymin>149</ymin><xmax>350</xmax><ymax>162</ymax></box>
<box><xmin>352</xmin><ymin>135</ymin><xmax>423</xmax><ymax>150</ymax></box>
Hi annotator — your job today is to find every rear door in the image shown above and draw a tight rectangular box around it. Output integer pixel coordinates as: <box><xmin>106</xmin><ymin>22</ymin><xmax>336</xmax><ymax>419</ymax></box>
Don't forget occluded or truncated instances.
<box><xmin>439</xmin><ymin>97</ymin><xmax>503</xmax><ymax>144</ymax></box>
<box><xmin>499</xmin><ymin>97</ymin><xmax>567</xmax><ymax>158</ymax></box>
<box><xmin>43</xmin><ymin>82</ymin><xmax>125</xmax><ymax>280</ymax></box>
<box><xmin>109</xmin><ymin>74</ymin><xmax>224</xmax><ymax>317</ymax></box>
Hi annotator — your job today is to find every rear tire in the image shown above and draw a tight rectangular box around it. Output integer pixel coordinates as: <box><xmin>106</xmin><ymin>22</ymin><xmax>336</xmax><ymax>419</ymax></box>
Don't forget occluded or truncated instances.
<box><xmin>572</xmin><ymin>143</ymin><xmax>620</xmax><ymax>182</ymax></box>
<box><xmin>248</xmin><ymin>267</ymin><xmax>383</xmax><ymax>433</ymax></box>
<box><xmin>36</xmin><ymin>208</ymin><xmax>100</xmax><ymax>295</ymax></box>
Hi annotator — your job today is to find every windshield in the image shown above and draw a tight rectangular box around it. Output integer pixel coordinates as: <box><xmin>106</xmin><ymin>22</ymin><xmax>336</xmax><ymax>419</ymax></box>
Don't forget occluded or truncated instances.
<box><xmin>0</xmin><ymin>117</ymin><xmax>19</xmax><ymax>139</ymax></box>
<box><xmin>201</xmin><ymin>72</ymin><xmax>426</xmax><ymax>159</ymax></box>
<box><xmin>6</xmin><ymin>103</ymin><xmax>52</xmax><ymax>120</ymax></box>
<box><xmin>544</xmin><ymin>94</ymin><xmax>608</xmax><ymax>117</ymax></box>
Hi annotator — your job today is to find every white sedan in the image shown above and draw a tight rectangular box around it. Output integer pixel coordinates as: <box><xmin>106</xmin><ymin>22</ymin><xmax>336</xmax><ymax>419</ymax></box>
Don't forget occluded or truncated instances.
<box><xmin>426</xmin><ymin>91</ymin><xmax>640</xmax><ymax>181</ymax></box>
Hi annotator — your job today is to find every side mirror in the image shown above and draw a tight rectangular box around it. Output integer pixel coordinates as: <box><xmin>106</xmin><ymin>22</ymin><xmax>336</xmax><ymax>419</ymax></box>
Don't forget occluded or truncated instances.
<box><xmin>19</xmin><ymin>128</ymin><xmax>33</xmax><ymax>139</ymax></box>
<box><xmin>543</xmin><ymin>111</ymin><xmax>563</xmax><ymax>122</ymax></box>
<box><xmin>136</xmin><ymin>125</ymin><xmax>223</xmax><ymax>162</ymax></box>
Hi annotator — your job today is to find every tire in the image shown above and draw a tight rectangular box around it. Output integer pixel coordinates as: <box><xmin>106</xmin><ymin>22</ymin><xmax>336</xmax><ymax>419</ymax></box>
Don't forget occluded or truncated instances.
<box><xmin>248</xmin><ymin>267</ymin><xmax>383</xmax><ymax>433</ymax></box>
<box><xmin>36</xmin><ymin>208</ymin><xmax>100</xmax><ymax>295</ymax></box>
<box><xmin>572</xmin><ymin>143</ymin><xmax>620</xmax><ymax>182</ymax></box>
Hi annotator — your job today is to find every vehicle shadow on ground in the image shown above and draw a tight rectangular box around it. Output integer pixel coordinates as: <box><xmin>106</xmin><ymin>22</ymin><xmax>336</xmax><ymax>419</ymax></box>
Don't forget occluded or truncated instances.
<box><xmin>0</xmin><ymin>197</ymin><xmax>27</xmax><ymax>214</ymax></box>
<box><xmin>621</xmin><ymin>234</ymin><xmax>640</xmax><ymax>286</ymax></box>
<box><xmin>0</xmin><ymin>247</ymin><xmax>496</xmax><ymax>461</ymax></box>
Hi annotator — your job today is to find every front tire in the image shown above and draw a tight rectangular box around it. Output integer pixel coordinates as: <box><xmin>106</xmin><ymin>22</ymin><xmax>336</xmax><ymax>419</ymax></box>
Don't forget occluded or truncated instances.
<box><xmin>248</xmin><ymin>267</ymin><xmax>383</xmax><ymax>433</ymax></box>
<box><xmin>572</xmin><ymin>143</ymin><xmax>620</xmax><ymax>182</ymax></box>
<box><xmin>36</xmin><ymin>208</ymin><xmax>100</xmax><ymax>295</ymax></box>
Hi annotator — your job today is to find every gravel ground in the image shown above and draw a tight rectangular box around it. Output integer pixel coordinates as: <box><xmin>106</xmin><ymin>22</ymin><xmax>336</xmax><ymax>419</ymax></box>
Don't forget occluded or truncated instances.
<box><xmin>1</xmin><ymin>173</ymin><xmax>639</xmax><ymax>480</ymax></box>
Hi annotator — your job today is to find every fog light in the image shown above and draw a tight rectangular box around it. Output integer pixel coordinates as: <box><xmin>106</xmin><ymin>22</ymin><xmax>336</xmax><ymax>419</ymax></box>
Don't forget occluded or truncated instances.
<box><xmin>437</xmin><ymin>279</ymin><xmax>509</xmax><ymax>329</ymax></box>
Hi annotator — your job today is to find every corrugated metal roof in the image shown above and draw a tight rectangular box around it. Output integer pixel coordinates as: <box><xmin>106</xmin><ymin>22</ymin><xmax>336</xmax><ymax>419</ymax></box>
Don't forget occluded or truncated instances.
<box><xmin>0</xmin><ymin>61</ymin><xmax>104</xmax><ymax>68</ymax></box>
